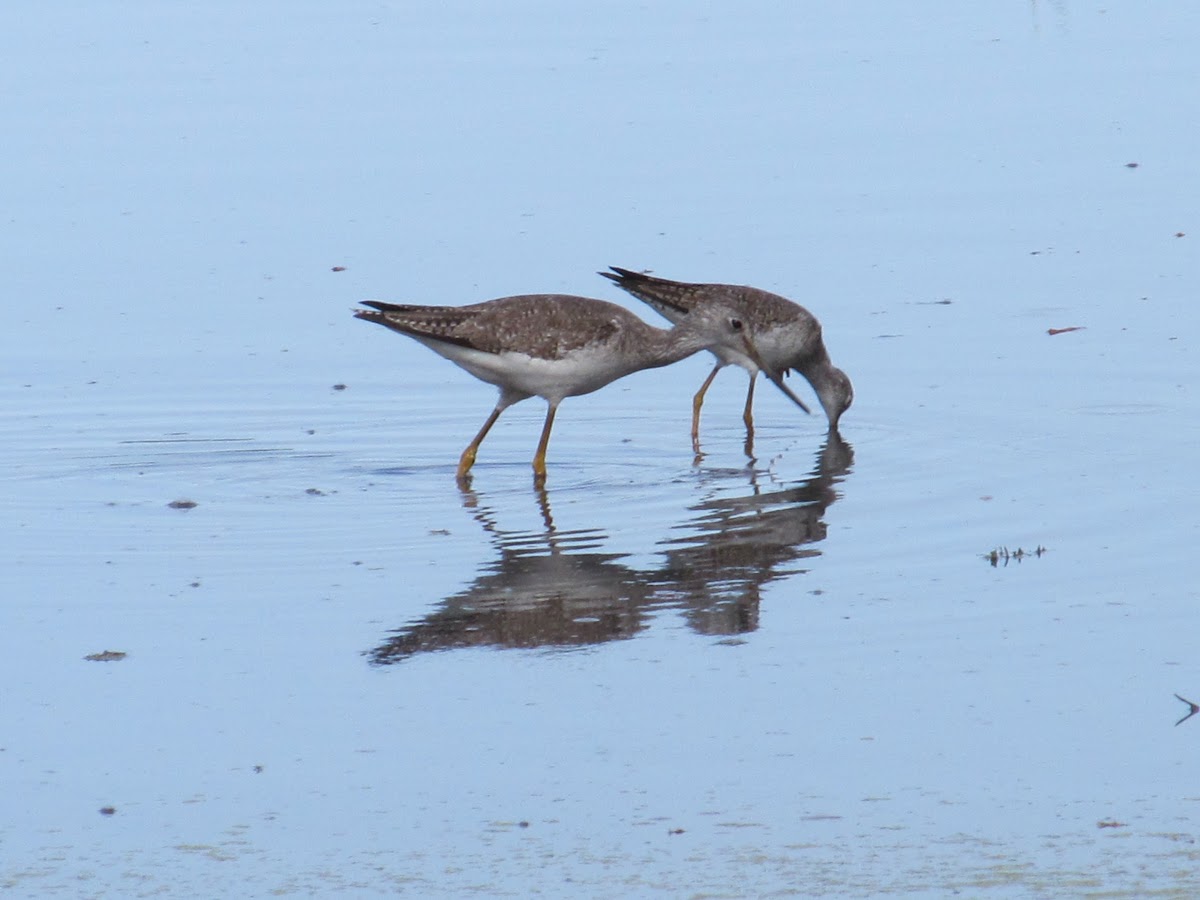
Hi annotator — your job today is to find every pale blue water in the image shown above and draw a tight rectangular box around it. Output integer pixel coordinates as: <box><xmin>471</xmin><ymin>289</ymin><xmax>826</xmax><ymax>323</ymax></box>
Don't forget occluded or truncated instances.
<box><xmin>4</xmin><ymin>2</ymin><xmax>1200</xmax><ymax>896</ymax></box>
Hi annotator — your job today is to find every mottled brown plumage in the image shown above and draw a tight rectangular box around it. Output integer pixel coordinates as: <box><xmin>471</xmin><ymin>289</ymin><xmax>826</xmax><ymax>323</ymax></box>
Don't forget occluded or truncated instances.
<box><xmin>357</xmin><ymin>296</ymin><xmax>626</xmax><ymax>360</ymax></box>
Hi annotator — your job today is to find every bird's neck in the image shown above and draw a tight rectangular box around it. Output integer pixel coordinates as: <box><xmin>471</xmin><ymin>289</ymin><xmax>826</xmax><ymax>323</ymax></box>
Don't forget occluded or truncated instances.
<box><xmin>651</xmin><ymin>322</ymin><xmax>715</xmax><ymax>368</ymax></box>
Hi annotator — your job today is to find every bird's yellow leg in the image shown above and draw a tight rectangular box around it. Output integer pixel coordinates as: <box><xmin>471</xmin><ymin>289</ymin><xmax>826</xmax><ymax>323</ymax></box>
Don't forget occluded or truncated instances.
<box><xmin>531</xmin><ymin>403</ymin><xmax>558</xmax><ymax>483</ymax></box>
<box><xmin>740</xmin><ymin>375</ymin><xmax>759</xmax><ymax>460</ymax></box>
<box><xmin>691</xmin><ymin>364</ymin><xmax>722</xmax><ymax>449</ymax></box>
<box><xmin>742</xmin><ymin>374</ymin><xmax>757</xmax><ymax>431</ymax></box>
<box><xmin>457</xmin><ymin>406</ymin><xmax>504</xmax><ymax>480</ymax></box>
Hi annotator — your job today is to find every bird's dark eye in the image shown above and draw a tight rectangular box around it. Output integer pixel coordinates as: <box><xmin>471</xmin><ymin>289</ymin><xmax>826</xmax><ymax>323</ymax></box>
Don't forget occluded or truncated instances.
<box><xmin>730</xmin><ymin>317</ymin><xmax>744</xmax><ymax>332</ymax></box>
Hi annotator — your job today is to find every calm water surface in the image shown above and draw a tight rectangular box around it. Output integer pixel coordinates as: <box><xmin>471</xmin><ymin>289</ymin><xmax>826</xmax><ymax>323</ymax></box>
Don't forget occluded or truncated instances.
<box><xmin>4</xmin><ymin>2</ymin><xmax>1200</xmax><ymax>896</ymax></box>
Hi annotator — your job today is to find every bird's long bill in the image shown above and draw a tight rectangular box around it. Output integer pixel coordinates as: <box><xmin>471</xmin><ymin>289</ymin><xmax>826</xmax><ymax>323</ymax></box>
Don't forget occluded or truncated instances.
<box><xmin>738</xmin><ymin>334</ymin><xmax>812</xmax><ymax>415</ymax></box>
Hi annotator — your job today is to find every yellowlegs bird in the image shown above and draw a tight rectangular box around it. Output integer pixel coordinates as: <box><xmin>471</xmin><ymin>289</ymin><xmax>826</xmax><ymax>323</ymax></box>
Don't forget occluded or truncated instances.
<box><xmin>354</xmin><ymin>293</ymin><xmax>778</xmax><ymax>482</ymax></box>
<box><xmin>600</xmin><ymin>267</ymin><xmax>854</xmax><ymax>440</ymax></box>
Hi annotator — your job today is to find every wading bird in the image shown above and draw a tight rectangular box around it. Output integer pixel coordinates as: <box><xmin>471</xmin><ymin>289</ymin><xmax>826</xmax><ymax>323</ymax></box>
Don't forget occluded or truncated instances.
<box><xmin>355</xmin><ymin>293</ymin><xmax>786</xmax><ymax>482</ymax></box>
<box><xmin>600</xmin><ymin>267</ymin><xmax>853</xmax><ymax>445</ymax></box>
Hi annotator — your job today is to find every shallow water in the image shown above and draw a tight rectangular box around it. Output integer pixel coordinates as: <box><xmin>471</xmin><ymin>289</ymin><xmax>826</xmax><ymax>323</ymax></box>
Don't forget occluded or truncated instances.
<box><xmin>4</xmin><ymin>2</ymin><xmax>1200</xmax><ymax>896</ymax></box>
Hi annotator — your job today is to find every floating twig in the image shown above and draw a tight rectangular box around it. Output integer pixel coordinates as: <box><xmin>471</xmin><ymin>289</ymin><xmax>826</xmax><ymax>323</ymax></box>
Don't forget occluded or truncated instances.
<box><xmin>1175</xmin><ymin>693</ymin><xmax>1199</xmax><ymax>726</ymax></box>
<box><xmin>984</xmin><ymin>546</ymin><xmax>1047</xmax><ymax>567</ymax></box>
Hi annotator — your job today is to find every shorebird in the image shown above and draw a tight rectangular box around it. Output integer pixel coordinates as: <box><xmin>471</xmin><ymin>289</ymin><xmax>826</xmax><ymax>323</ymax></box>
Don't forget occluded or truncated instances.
<box><xmin>354</xmin><ymin>293</ymin><xmax>782</xmax><ymax>482</ymax></box>
<box><xmin>600</xmin><ymin>267</ymin><xmax>854</xmax><ymax>441</ymax></box>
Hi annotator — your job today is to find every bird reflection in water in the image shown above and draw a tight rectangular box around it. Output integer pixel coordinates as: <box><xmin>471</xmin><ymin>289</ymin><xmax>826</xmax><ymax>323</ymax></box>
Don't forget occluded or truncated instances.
<box><xmin>366</xmin><ymin>487</ymin><xmax>652</xmax><ymax>663</ymax></box>
<box><xmin>654</xmin><ymin>432</ymin><xmax>854</xmax><ymax>637</ymax></box>
<box><xmin>366</xmin><ymin>433</ymin><xmax>853</xmax><ymax>664</ymax></box>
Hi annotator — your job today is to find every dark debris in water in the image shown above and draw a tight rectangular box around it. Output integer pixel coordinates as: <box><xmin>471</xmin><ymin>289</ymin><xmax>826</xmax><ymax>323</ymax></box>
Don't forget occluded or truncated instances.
<box><xmin>167</xmin><ymin>499</ymin><xmax>197</xmax><ymax>510</ymax></box>
<box><xmin>984</xmin><ymin>546</ymin><xmax>1047</xmax><ymax>567</ymax></box>
<box><xmin>84</xmin><ymin>650</ymin><xmax>127</xmax><ymax>662</ymax></box>
<box><xmin>99</xmin><ymin>806</ymin><xmax>117</xmax><ymax>816</ymax></box>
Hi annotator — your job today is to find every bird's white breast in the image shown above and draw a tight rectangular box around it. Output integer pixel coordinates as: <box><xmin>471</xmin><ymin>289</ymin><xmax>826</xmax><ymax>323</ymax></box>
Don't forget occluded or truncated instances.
<box><xmin>422</xmin><ymin>339</ymin><xmax>627</xmax><ymax>402</ymax></box>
